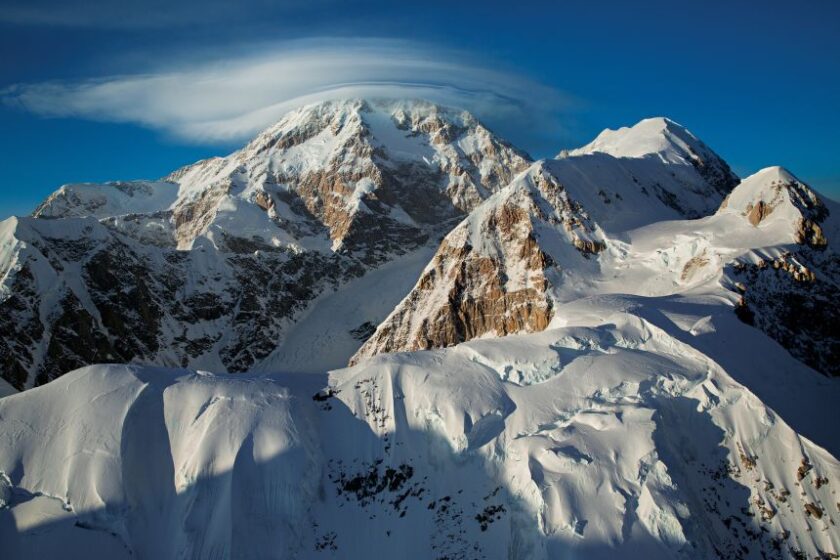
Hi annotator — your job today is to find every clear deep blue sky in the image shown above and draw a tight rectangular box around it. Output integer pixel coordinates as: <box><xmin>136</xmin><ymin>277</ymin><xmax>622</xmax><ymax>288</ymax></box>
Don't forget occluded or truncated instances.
<box><xmin>1</xmin><ymin>0</ymin><xmax>839</xmax><ymax>217</ymax></box>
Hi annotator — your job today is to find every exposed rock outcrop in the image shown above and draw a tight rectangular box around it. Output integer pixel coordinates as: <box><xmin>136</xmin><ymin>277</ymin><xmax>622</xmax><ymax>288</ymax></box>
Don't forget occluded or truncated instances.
<box><xmin>729</xmin><ymin>249</ymin><xmax>840</xmax><ymax>377</ymax></box>
<box><xmin>351</xmin><ymin>163</ymin><xmax>605</xmax><ymax>363</ymax></box>
<box><xmin>722</xmin><ymin>168</ymin><xmax>839</xmax><ymax>376</ymax></box>
<box><xmin>718</xmin><ymin>166</ymin><xmax>829</xmax><ymax>248</ymax></box>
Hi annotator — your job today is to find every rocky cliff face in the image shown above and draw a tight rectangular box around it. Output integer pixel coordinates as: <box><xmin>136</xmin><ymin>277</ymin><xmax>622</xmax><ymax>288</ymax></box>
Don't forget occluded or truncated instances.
<box><xmin>0</xmin><ymin>99</ymin><xmax>531</xmax><ymax>390</ymax></box>
<box><xmin>0</xmin><ymin>216</ymin><xmax>363</xmax><ymax>389</ymax></box>
<box><xmin>730</xmin><ymin>249</ymin><xmax>839</xmax><ymax>377</ymax></box>
<box><xmin>351</xmin><ymin>163</ymin><xmax>606</xmax><ymax>363</ymax></box>
<box><xmin>720</xmin><ymin>167</ymin><xmax>839</xmax><ymax>377</ymax></box>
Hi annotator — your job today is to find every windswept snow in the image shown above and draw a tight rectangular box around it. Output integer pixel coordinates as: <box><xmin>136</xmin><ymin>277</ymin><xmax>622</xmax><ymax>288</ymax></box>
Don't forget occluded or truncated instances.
<box><xmin>2</xmin><ymin>303</ymin><xmax>839</xmax><ymax>559</ymax></box>
<box><xmin>35</xmin><ymin>181</ymin><xmax>179</xmax><ymax>219</ymax></box>
<box><xmin>559</xmin><ymin>116</ymin><xmax>739</xmax><ymax>225</ymax></box>
<box><xmin>568</xmin><ymin>117</ymin><xmax>704</xmax><ymax>162</ymax></box>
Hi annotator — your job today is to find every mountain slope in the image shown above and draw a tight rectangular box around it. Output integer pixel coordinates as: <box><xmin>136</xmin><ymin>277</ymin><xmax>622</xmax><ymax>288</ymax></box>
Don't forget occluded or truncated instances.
<box><xmin>355</xmin><ymin>151</ymin><xmax>839</xmax><ymax>379</ymax></box>
<box><xmin>0</xmin><ymin>99</ymin><xmax>531</xmax><ymax>389</ymax></box>
<box><xmin>559</xmin><ymin>117</ymin><xmax>739</xmax><ymax>228</ymax></box>
<box><xmin>719</xmin><ymin>167</ymin><xmax>839</xmax><ymax>376</ymax></box>
<box><xmin>0</xmin><ymin>214</ymin><xmax>364</xmax><ymax>389</ymax></box>
<box><xmin>2</xmin><ymin>301</ymin><xmax>839</xmax><ymax>559</ymax></box>
<box><xmin>352</xmin><ymin>162</ymin><xmax>606</xmax><ymax>362</ymax></box>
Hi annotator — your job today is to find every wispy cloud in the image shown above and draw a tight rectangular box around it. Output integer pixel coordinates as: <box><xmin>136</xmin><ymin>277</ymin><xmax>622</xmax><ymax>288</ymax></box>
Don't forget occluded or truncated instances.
<box><xmin>2</xmin><ymin>39</ymin><xmax>574</xmax><ymax>151</ymax></box>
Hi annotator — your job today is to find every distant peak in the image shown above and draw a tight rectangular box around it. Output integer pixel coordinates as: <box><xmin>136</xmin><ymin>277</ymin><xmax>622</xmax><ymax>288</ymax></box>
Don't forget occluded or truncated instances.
<box><xmin>719</xmin><ymin>166</ymin><xmax>829</xmax><ymax>245</ymax></box>
<box><xmin>243</xmin><ymin>97</ymin><xmax>483</xmax><ymax>149</ymax></box>
<box><xmin>748</xmin><ymin>165</ymin><xmax>799</xmax><ymax>184</ymax></box>
<box><xmin>560</xmin><ymin>115</ymin><xmax>739</xmax><ymax>198</ymax></box>
<box><xmin>640</xmin><ymin>116</ymin><xmax>685</xmax><ymax>127</ymax></box>
<box><xmin>564</xmin><ymin>116</ymin><xmax>702</xmax><ymax>160</ymax></box>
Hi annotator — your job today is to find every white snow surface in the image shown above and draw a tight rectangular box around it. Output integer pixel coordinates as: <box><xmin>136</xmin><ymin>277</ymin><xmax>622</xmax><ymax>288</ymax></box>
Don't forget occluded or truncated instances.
<box><xmin>567</xmin><ymin>117</ymin><xmax>713</xmax><ymax>164</ymax></box>
<box><xmin>1</xmin><ymin>299</ymin><xmax>839</xmax><ymax>559</ymax></box>
<box><xmin>34</xmin><ymin>181</ymin><xmax>179</xmax><ymax>220</ymax></box>
<box><xmin>558</xmin><ymin>116</ymin><xmax>739</xmax><ymax>227</ymax></box>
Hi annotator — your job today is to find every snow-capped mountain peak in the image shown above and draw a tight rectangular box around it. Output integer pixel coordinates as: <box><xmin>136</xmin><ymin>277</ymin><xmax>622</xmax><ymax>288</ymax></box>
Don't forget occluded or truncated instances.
<box><xmin>351</xmin><ymin>161</ymin><xmax>606</xmax><ymax>364</ymax></box>
<box><xmin>565</xmin><ymin>116</ymin><xmax>704</xmax><ymax>162</ymax></box>
<box><xmin>719</xmin><ymin>165</ymin><xmax>832</xmax><ymax>246</ymax></box>
<box><xmin>1</xmin><ymin>99</ymin><xmax>535</xmax><ymax>388</ymax></box>
<box><xmin>34</xmin><ymin>98</ymin><xmax>532</xmax><ymax>260</ymax></box>
<box><xmin>552</xmin><ymin>117</ymin><xmax>740</xmax><ymax>225</ymax></box>
<box><xmin>564</xmin><ymin>116</ymin><xmax>739</xmax><ymax>204</ymax></box>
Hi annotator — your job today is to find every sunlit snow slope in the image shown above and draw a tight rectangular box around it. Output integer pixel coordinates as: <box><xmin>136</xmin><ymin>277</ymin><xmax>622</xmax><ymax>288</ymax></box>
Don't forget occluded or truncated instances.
<box><xmin>2</xmin><ymin>300</ymin><xmax>839</xmax><ymax>559</ymax></box>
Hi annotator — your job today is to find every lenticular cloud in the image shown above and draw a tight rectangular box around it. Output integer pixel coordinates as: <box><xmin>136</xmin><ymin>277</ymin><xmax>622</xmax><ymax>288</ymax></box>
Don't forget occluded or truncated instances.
<box><xmin>2</xmin><ymin>39</ymin><xmax>568</xmax><ymax>145</ymax></box>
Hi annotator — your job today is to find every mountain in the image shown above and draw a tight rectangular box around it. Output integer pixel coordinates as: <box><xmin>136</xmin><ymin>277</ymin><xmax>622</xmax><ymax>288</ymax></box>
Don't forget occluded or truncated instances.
<box><xmin>2</xmin><ymin>306</ymin><xmax>839</xmax><ymax>559</ymax></box>
<box><xmin>0</xmin><ymin>99</ymin><xmax>531</xmax><ymax>389</ymax></box>
<box><xmin>354</xmin><ymin>118</ymin><xmax>839</xmax><ymax>379</ymax></box>
<box><xmin>717</xmin><ymin>166</ymin><xmax>832</xmax><ymax>246</ymax></box>
<box><xmin>2</xmin><ymin>99</ymin><xmax>840</xmax><ymax>559</ymax></box>
<box><xmin>718</xmin><ymin>166</ymin><xmax>839</xmax><ymax>377</ymax></box>
<box><xmin>560</xmin><ymin>117</ymin><xmax>738</xmax><ymax>218</ymax></box>
<box><xmin>352</xmin><ymin>162</ymin><xmax>607</xmax><ymax>363</ymax></box>
<box><xmin>35</xmin><ymin>99</ymin><xmax>530</xmax><ymax>260</ymax></box>
<box><xmin>354</xmin><ymin>118</ymin><xmax>746</xmax><ymax>362</ymax></box>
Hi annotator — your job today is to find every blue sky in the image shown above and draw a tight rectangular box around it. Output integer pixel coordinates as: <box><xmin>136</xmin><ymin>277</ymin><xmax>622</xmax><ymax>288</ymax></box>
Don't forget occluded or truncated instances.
<box><xmin>1</xmin><ymin>0</ymin><xmax>839</xmax><ymax>217</ymax></box>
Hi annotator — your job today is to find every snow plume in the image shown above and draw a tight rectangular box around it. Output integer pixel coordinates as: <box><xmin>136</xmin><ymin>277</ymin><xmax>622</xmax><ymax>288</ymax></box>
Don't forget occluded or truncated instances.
<box><xmin>2</xmin><ymin>38</ymin><xmax>570</xmax><ymax>147</ymax></box>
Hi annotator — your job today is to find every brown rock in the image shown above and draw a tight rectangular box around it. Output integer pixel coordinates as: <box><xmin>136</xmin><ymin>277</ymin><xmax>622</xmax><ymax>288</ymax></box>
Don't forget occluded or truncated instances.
<box><xmin>746</xmin><ymin>200</ymin><xmax>774</xmax><ymax>226</ymax></box>
<box><xmin>804</xmin><ymin>503</ymin><xmax>823</xmax><ymax>519</ymax></box>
